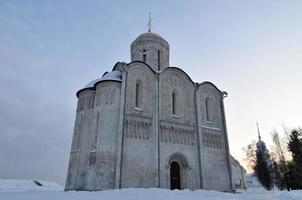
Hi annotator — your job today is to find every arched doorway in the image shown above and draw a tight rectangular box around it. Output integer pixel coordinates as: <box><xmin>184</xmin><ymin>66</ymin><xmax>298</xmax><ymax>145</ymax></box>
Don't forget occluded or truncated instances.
<box><xmin>170</xmin><ymin>161</ymin><xmax>181</xmax><ymax>190</ymax></box>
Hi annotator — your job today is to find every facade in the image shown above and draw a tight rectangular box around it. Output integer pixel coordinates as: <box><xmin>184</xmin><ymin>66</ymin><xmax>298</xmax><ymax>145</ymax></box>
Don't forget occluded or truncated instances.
<box><xmin>230</xmin><ymin>155</ymin><xmax>247</xmax><ymax>190</ymax></box>
<box><xmin>65</xmin><ymin>31</ymin><xmax>236</xmax><ymax>192</ymax></box>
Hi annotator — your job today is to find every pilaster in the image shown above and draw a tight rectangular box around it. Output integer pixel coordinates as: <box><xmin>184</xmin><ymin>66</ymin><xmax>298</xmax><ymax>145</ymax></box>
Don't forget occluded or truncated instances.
<box><xmin>154</xmin><ymin>72</ymin><xmax>160</xmax><ymax>187</ymax></box>
<box><xmin>220</xmin><ymin>95</ymin><xmax>233</xmax><ymax>191</ymax></box>
<box><xmin>194</xmin><ymin>84</ymin><xmax>204</xmax><ymax>189</ymax></box>
<box><xmin>114</xmin><ymin>69</ymin><xmax>127</xmax><ymax>188</ymax></box>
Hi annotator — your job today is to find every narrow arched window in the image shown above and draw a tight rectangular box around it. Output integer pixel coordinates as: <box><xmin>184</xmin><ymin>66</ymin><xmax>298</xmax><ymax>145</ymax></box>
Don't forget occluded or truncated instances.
<box><xmin>143</xmin><ymin>49</ymin><xmax>146</xmax><ymax>63</ymax></box>
<box><xmin>172</xmin><ymin>91</ymin><xmax>176</xmax><ymax>115</ymax></box>
<box><xmin>135</xmin><ymin>82</ymin><xmax>139</xmax><ymax>107</ymax></box>
<box><xmin>135</xmin><ymin>80</ymin><xmax>142</xmax><ymax>108</ymax></box>
<box><xmin>157</xmin><ymin>50</ymin><xmax>161</xmax><ymax>70</ymax></box>
<box><xmin>205</xmin><ymin>97</ymin><xmax>212</xmax><ymax>121</ymax></box>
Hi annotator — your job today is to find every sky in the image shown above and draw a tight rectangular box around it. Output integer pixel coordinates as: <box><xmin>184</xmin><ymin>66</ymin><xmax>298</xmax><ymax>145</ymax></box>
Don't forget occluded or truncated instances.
<box><xmin>0</xmin><ymin>0</ymin><xmax>301</xmax><ymax>185</ymax></box>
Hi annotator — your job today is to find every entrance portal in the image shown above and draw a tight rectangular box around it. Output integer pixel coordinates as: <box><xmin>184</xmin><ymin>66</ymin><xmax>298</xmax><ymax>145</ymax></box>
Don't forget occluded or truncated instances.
<box><xmin>170</xmin><ymin>161</ymin><xmax>181</xmax><ymax>190</ymax></box>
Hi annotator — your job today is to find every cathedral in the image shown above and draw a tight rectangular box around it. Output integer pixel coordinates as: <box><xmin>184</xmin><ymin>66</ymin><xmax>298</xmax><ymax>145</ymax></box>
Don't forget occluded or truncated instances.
<box><xmin>65</xmin><ymin>29</ymin><xmax>241</xmax><ymax>192</ymax></box>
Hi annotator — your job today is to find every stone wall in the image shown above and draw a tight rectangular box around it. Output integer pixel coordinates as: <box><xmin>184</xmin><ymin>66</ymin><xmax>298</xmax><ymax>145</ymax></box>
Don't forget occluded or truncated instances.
<box><xmin>65</xmin><ymin>81</ymin><xmax>121</xmax><ymax>191</ymax></box>
<box><xmin>66</xmin><ymin>63</ymin><xmax>233</xmax><ymax>192</ymax></box>
<box><xmin>158</xmin><ymin>67</ymin><xmax>200</xmax><ymax>189</ymax></box>
<box><xmin>121</xmin><ymin>63</ymin><xmax>157</xmax><ymax>188</ymax></box>
<box><xmin>196</xmin><ymin>83</ymin><xmax>232</xmax><ymax>191</ymax></box>
<box><xmin>94</xmin><ymin>81</ymin><xmax>121</xmax><ymax>190</ymax></box>
<box><xmin>230</xmin><ymin>156</ymin><xmax>246</xmax><ymax>190</ymax></box>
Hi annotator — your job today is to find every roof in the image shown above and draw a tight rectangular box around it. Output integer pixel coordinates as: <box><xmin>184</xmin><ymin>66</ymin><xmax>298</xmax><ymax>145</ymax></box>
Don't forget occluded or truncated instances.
<box><xmin>135</xmin><ymin>32</ymin><xmax>165</xmax><ymax>40</ymax></box>
<box><xmin>131</xmin><ymin>32</ymin><xmax>169</xmax><ymax>47</ymax></box>
<box><xmin>77</xmin><ymin>70</ymin><xmax>122</xmax><ymax>96</ymax></box>
<box><xmin>84</xmin><ymin>70</ymin><xmax>122</xmax><ymax>88</ymax></box>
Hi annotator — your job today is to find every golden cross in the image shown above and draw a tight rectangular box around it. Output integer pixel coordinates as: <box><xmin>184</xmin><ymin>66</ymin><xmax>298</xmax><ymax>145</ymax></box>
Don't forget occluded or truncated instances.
<box><xmin>146</xmin><ymin>12</ymin><xmax>153</xmax><ymax>32</ymax></box>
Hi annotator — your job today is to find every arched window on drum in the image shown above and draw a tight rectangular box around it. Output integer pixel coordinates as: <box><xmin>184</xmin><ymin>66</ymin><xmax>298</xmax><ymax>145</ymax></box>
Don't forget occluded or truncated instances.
<box><xmin>172</xmin><ymin>90</ymin><xmax>178</xmax><ymax>115</ymax></box>
<box><xmin>142</xmin><ymin>49</ymin><xmax>147</xmax><ymax>63</ymax></box>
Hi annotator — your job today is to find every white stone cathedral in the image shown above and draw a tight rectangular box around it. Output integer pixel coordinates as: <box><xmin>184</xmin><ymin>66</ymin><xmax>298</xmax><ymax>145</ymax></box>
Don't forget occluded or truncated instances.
<box><xmin>65</xmin><ymin>30</ymin><xmax>242</xmax><ymax>192</ymax></box>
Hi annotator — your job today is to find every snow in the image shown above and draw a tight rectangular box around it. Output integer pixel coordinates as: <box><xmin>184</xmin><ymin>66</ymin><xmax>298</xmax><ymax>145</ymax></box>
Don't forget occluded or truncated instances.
<box><xmin>0</xmin><ymin>187</ymin><xmax>301</xmax><ymax>200</ymax></box>
<box><xmin>83</xmin><ymin>70</ymin><xmax>122</xmax><ymax>89</ymax></box>
<box><xmin>0</xmin><ymin>179</ymin><xmax>62</xmax><ymax>192</ymax></box>
<box><xmin>0</xmin><ymin>179</ymin><xmax>301</xmax><ymax>200</ymax></box>
<box><xmin>244</xmin><ymin>173</ymin><xmax>267</xmax><ymax>192</ymax></box>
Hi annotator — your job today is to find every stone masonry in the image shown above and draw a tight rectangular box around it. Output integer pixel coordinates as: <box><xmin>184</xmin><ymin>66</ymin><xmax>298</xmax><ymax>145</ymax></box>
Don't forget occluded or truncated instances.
<box><xmin>65</xmin><ymin>31</ymin><xmax>237</xmax><ymax>192</ymax></box>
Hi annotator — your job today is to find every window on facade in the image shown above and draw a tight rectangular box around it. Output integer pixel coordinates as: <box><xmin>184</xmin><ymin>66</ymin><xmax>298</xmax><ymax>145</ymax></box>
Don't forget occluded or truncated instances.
<box><xmin>205</xmin><ymin>97</ymin><xmax>212</xmax><ymax>121</ymax></box>
<box><xmin>135</xmin><ymin>80</ymin><xmax>142</xmax><ymax>108</ymax></box>
<box><xmin>172</xmin><ymin>91</ymin><xmax>176</xmax><ymax>115</ymax></box>
<box><xmin>157</xmin><ymin>50</ymin><xmax>161</xmax><ymax>70</ymax></box>
<box><xmin>143</xmin><ymin>49</ymin><xmax>146</xmax><ymax>63</ymax></box>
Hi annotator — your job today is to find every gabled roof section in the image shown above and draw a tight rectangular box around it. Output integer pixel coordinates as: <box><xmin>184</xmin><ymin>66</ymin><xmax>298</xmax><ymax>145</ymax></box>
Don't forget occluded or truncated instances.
<box><xmin>197</xmin><ymin>81</ymin><xmax>222</xmax><ymax>93</ymax></box>
<box><xmin>161</xmin><ymin>66</ymin><xmax>195</xmax><ymax>85</ymax></box>
<box><xmin>126</xmin><ymin>60</ymin><xmax>157</xmax><ymax>73</ymax></box>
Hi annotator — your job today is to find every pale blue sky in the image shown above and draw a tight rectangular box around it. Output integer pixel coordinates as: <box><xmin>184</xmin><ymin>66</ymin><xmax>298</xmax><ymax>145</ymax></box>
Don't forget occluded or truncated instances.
<box><xmin>0</xmin><ymin>0</ymin><xmax>301</xmax><ymax>184</ymax></box>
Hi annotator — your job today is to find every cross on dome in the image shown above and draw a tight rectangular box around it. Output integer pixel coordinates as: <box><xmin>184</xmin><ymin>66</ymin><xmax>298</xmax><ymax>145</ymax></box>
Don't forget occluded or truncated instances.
<box><xmin>146</xmin><ymin>12</ymin><xmax>153</xmax><ymax>32</ymax></box>
<box><xmin>256</xmin><ymin>122</ymin><xmax>261</xmax><ymax>140</ymax></box>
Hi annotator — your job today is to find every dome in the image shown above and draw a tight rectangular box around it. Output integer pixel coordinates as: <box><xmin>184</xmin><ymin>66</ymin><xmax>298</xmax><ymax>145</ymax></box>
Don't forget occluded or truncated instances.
<box><xmin>77</xmin><ymin>70</ymin><xmax>122</xmax><ymax>96</ymax></box>
<box><xmin>131</xmin><ymin>32</ymin><xmax>169</xmax><ymax>47</ymax></box>
<box><xmin>136</xmin><ymin>32</ymin><xmax>163</xmax><ymax>39</ymax></box>
<box><xmin>131</xmin><ymin>32</ymin><xmax>170</xmax><ymax>71</ymax></box>
<box><xmin>84</xmin><ymin>70</ymin><xmax>122</xmax><ymax>88</ymax></box>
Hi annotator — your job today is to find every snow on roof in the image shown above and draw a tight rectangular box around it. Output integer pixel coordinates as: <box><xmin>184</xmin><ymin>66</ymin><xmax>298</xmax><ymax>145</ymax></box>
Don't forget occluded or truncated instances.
<box><xmin>83</xmin><ymin>70</ymin><xmax>122</xmax><ymax>89</ymax></box>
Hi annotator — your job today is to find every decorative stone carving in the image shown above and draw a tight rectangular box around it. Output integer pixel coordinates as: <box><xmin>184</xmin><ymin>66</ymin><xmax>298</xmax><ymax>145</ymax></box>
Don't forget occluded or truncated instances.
<box><xmin>202</xmin><ymin>130</ymin><xmax>224</xmax><ymax>150</ymax></box>
<box><xmin>161</xmin><ymin>72</ymin><xmax>187</xmax><ymax>88</ymax></box>
<box><xmin>104</xmin><ymin>87</ymin><xmax>115</xmax><ymax>105</ymax></box>
<box><xmin>125</xmin><ymin>119</ymin><xmax>152</xmax><ymax>140</ymax></box>
<box><xmin>77</xmin><ymin>94</ymin><xmax>95</xmax><ymax>112</ymax></box>
<box><xmin>95</xmin><ymin>90</ymin><xmax>102</xmax><ymax>106</ymax></box>
<box><xmin>77</xmin><ymin>96</ymin><xmax>85</xmax><ymax>112</ymax></box>
<box><xmin>160</xmin><ymin>125</ymin><xmax>195</xmax><ymax>146</ymax></box>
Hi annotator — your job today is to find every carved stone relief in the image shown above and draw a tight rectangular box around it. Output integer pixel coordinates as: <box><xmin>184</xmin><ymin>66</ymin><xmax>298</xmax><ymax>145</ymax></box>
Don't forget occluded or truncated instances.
<box><xmin>161</xmin><ymin>72</ymin><xmax>186</xmax><ymax>88</ymax></box>
<box><xmin>77</xmin><ymin>94</ymin><xmax>95</xmax><ymax>112</ymax></box>
<box><xmin>202</xmin><ymin>130</ymin><xmax>224</xmax><ymax>150</ymax></box>
<box><xmin>103</xmin><ymin>87</ymin><xmax>115</xmax><ymax>105</ymax></box>
<box><xmin>160</xmin><ymin>125</ymin><xmax>195</xmax><ymax>146</ymax></box>
<box><xmin>125</xmin><ymin>119</ymin><xmax>152</xmax><ymax>140</ymax></box>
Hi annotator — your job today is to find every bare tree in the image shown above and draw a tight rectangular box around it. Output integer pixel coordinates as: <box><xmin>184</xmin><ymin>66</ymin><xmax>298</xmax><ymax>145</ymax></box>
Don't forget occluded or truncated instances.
<box><xmin>272</xmin><ymin>130</ymin><xmax>286</xmax><ymax>163</ymax></box>
<box><xmin>243</xmin><ymin>141</ymin><xmax>256</xmax><ymax>172</ymax></box>
<box><xmin>271</xmin><ymin>130</ymin><xmax>287</xmax><ymax>189</ymax></box>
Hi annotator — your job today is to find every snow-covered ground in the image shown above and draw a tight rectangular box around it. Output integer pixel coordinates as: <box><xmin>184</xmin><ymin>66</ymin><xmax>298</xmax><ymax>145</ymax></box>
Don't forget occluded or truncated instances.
<box><xmin>0</xmin><ymin>187</ymin><xmax>301</xmax><ymax>200</ymax></box>
<box><xmin>0</xmin><ymin>179</ymin><xmax>62</xmax><ymax>192</ymax></box>
<box><xmin>244</xmin><ymin>173</ymin><xmax>268</xmax><ymax>193</ymax></box>
<box><xmin>0</xmin><ymin>178</ymin><xmax>301</xmax><ymax>200</ymax></box>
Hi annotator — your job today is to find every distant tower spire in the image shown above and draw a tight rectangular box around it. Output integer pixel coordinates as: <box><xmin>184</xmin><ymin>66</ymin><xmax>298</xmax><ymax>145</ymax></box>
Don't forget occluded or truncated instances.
<box><xmin>146</xmin><ymin>12</ymin><xmax>153</xmax><ymax>32</ymax></box>
<box><xmin>256</xmin><ymin>122</ymin><xmax>261</xmax><ymax>140</ymax></box>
